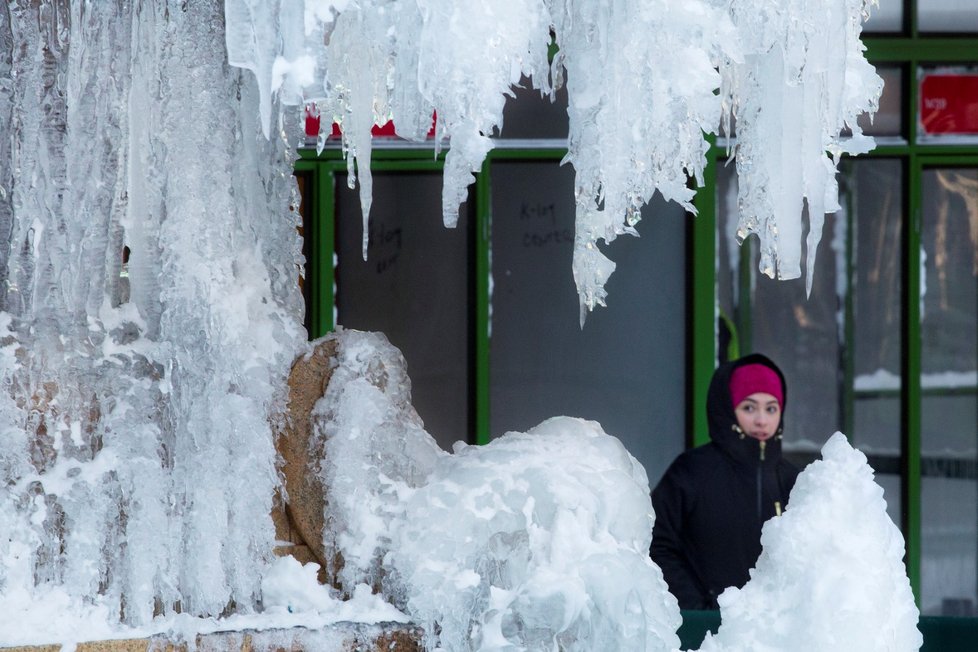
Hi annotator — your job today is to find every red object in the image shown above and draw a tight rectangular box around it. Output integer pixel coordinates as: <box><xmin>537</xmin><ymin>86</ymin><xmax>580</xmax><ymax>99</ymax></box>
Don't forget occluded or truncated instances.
<box><xmin>919</xmin><ymin>73</ymin><xmax>978</xmax><ymax>135</ymax></box>
<box><xmin>730</xmin><ymin>364</ymin><xmax>783</xmax><ymax>408</ymax></box>
<box><xmin>304</xmin><ymin>105</ymin><xmax>436</xmax><ymax>139</ymax></box>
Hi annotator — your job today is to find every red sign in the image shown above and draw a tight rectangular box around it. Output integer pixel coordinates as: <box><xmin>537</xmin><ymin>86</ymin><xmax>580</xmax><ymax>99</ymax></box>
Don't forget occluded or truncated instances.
<box><xmin>919</xmin><ymin>73</ymin><xmax>978</xmax><ymax>135</ymax></box>
<box><xmin>304</xmin><ymin>106</ymin><xmax>436</xmax><ymax>140</ymax></box>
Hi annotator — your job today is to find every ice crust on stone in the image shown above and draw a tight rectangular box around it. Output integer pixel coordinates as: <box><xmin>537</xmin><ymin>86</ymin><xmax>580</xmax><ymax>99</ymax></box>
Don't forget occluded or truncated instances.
<box><xmin>312</xmin><ymin>329</ymin><xmax>681</xmax><ymax>651</ymax></box>
<box><xmin>226</xmin><ymin>0</ymin><xmax>882</xmax><ymax>318</ymax></box>
<box><xmin>1</xmin><ymin>1</ymin><xmax>304</xmax><ymax>626</ymax></box>
<box><xmin>699</xmin><ymin>433</ymin><xmax>922</xmax><ymax>652</ymax></box>
<box><xmin>389</xmin><ymin>417</ymin><xmax>681</xmax><ymax>652</ymax></box>
<box><xmin>315</xmin><ymin>329</ymin><xmax>446</xmax><ymax>592</ymax></box>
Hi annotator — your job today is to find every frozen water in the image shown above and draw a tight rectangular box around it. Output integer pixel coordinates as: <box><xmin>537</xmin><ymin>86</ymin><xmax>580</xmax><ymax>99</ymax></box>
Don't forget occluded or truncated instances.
<box><xmin>1</xmin><ymin>1</ymin><xmax>304</xmax><ymax>625</ymax></box>
<box><xmin>314</xmin><ymin>332</ymin><xmax>920</xmax><ymax>651</ymax></box>
<box><xmin>553</xmin><ymin>0</ymin><xmax>738</xmax><ymax>323</ymax></box>
<box><xmin>227</xmin><ymin>0</ymin><xmax>882</xmax><ymax>317</ymax></box>
<box><xmin>388</xmin><ymin>417</ymin><xmax>681</xmax><ymax>652</ymax></box>
<box><xmin>314</xmin><ymin>328</ymin><xmax>445</xmax><ymax>592</ymax></box>
<box><xmin>698</xmin><ymin>433</ymin><xmax>922</xmax><ymax>652</ymax></box>
<box><xmin>721</xmin><ymin>0</ymin><xmax>882</xmax><ymax>293</ymax></box>
<box><xmin>261</xmin><ymin>555</ymin><xmax>409</xmax><ymax>624</ymax></box>
<box><xmin>313</xmin><ymin>330</ymin><xmax>680</xmax><ymax>651</ymax></box>
<box><xmin>0</xmin><ymin>1</ymin><xmax>914</xmax><ymax>649</ymax></box>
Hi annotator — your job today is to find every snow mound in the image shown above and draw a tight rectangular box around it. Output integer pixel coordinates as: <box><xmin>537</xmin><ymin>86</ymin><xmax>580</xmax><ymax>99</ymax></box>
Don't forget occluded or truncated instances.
<box><xmin>389</xmin><ymin>417</ymin><xmax>680</xmax><ymax>652</ymax></box>
<box><xmin>699</xmin><ymin>432</ymin><xmax>922</xmax><ymax>652</ymax></box>
<box><xmin>315</xmin><ymin>330</ymin><xmax>680</xmax><ymax>651</ymax></box>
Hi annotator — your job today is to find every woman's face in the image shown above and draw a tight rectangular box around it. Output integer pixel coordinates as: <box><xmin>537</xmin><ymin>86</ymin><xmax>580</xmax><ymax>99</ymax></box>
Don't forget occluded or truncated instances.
<box><xmin>734</xmin><ymin>392</ymin><xmax>781</xmax><ymax>441</ymax></box>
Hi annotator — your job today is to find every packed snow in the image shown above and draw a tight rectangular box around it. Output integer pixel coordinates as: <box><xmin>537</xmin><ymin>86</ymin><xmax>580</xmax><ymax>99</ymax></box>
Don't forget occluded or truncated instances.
<box><xmin>0</xmin><ymin>1</ymin><xmax>918</xmax><ymax>650</ymax></box>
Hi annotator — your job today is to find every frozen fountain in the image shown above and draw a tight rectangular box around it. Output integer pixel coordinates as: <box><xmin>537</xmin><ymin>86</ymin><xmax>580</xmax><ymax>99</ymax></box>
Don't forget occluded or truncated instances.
<box><xmin>0</xmin><ymin>1</ymin><xmax>918</xmax><ymax>651</ymax></box>
<box><xmin>0</xmin><ymin>0</ymin><xmax>304</xmax><ymax>637</ymax></box>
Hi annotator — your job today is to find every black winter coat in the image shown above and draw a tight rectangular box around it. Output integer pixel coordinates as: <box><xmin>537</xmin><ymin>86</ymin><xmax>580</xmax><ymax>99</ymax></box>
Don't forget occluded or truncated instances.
<box><xmin>650</xmin><ymin>354</ymin><xmax>799</xmax><ymax>610</ymax></box>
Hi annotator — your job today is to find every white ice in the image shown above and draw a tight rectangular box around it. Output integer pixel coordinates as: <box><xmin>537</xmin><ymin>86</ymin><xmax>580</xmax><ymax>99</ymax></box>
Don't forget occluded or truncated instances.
<box><xmin>226</xmin><ymin>0</ymin><xmax>883</xmax><ymax>317</ymax></box>
<box><xmin>0</xmin><ymin>555</ymin><xmax>406</xmax><ymax>649</ymax></box>
<box><xmin>314</xmin><ymin>332</ymin><xmax>921</xmax><ymax>652</ymax></box>
<box><xmin>0</xmin><ymin>1</ymin><xmax>915</xmax><ymax>650</ymax></box>
<box><xmin>314</xmin><ymin>329</ymin><xmax>681</xmax><ymax>651</ymax></box>
<box><xmin>699</xmin><ymin>433</ymin><xmax>922</xmax><ymax>652</ymax></box>
<box><xmin>1</xmin><ymin>0</ymin><xmax>304</xmax><ymax>628</ymax></box>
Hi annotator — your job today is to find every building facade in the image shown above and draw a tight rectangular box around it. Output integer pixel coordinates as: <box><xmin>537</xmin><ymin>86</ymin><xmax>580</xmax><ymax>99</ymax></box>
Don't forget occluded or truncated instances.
<box><xmin>294</xmin><ymin>0</ymin><xmax>978</xmax><ymax>617</ymax></box>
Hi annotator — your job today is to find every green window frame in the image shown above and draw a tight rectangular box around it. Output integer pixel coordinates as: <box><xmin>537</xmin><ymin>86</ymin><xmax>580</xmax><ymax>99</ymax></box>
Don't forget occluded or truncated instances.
<box><xmin>295</xmin><ymin>146</ymin><xmax>570</xmax><ymax>447</ymax></box>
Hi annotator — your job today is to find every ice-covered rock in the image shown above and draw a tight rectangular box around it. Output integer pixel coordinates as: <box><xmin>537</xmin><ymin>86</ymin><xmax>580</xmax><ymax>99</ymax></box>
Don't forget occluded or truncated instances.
<box><xmin>387</xmin><ymin>417</ymin><xmax>680</xmax><ymax>652</ymax></box>
<box><xmin>315</xmin><ymin>329</ymin><xmax>445</xmax><ymax>593</ymax></box>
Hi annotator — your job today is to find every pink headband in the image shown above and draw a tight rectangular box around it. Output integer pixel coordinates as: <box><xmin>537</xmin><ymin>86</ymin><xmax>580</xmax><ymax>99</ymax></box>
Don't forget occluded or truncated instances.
<box><xmin>730</xmin><ymin>364</ymin><xmax>783</xmax><ymax>408</ymax></box>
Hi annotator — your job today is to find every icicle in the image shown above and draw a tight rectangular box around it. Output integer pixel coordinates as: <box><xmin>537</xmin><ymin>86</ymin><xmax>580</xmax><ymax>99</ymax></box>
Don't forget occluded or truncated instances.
<box><xmin>227</xmin><ymin>0</ymin><xmax>880</xmax><ymax>315</ymax></box>
<box><xmin>722</xmin><ymin>0</ymin><xmax>882</xmax><ymax>289</ymax></box>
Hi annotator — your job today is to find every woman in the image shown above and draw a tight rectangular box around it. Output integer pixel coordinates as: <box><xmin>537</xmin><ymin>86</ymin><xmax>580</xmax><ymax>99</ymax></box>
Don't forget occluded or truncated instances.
<box><xmin>650</xmin><ymin>353</ymin><xmax>799</xmax><ymax>610</ymax></box>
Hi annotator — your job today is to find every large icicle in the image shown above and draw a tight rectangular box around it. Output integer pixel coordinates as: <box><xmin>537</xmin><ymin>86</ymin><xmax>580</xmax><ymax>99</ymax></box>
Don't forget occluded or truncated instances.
<box><xmin>551</xmin><ymin>0</ymin><xmax>738</xmax><ymax>322</ymax></box>
<box><xmin>721</xmin><ymin>0</ymin><xmax>882</xmax><ymax>292</ymax></box>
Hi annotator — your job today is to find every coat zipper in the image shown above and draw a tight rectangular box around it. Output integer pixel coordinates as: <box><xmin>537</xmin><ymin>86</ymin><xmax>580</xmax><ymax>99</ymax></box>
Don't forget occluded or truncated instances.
<box><xmin>757</xmin><ymin>439</ymin><xmax>767</xmax><ymax>523</ymax></box>
<box><xmin>756</xmin><ymin>440</ymin><xmax>767</xmax><ymax>520</ymax></box>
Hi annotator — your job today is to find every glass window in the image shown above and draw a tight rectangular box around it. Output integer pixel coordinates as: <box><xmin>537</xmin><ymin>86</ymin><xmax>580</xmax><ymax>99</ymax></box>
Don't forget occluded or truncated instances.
<box><xmin>849</xmin><ymin>159</ymin><xmax>905</xmax><ymax>529</ymax></box>
<box><xmin>334</xmin><ymin>172</ymin><xmax>473</xmax><ymax>451</ymax></box>
<box><xmin>864</xmin><ymin>0</ymin><xmax>904</xmax><ymax>33</ymax></box>
<box><xmin>919</xmin><ymin>166</ymin><xmax>978</xmax><ymax>616</ymax></box>
<box><xmin>918</xmin><ymin>0</ymin><xmax>978</xmax><ymax>33</ymax></box>
<box><xmin>488</xmin><ymin>160</ymin><xmax>685</xmax><ymax>486</ymax></box>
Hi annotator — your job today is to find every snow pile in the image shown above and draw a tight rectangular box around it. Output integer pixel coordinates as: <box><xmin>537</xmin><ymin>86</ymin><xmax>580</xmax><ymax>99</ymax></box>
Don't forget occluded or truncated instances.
<box><xmin>226</xmin><ymin>0</ymin><xmax>881</xmax><ymax>317</ymax></box>
<box><xmin>698</xmin><ymin>433</ymin><xmax>922</xmax><ymax>652</ymax></box>
<box><xmin>314</xmin><ymin>330</ymin><xmax>680</xmax><ymax>651</ymax></box>
<box><xmin>0</xmin><ymin>1</ymin><xmax>303</xmax><ymax>625</ymax></box>
<box><xmin>0</xmin><ymin>555</ymin><xmax>407</xmax><ymax>649</ymax></box>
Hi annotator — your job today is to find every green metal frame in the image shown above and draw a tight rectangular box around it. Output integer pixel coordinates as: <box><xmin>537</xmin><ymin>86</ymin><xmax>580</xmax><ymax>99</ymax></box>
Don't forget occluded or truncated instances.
<box><xmin>690</xmin><ymin>141</ymin><xmax>717</xmax><ymax>448</ymax></box>
<box><xmin>295</xmin><ymin>145</ymin><xmax>567</xmax><ymax>447</ymax></box>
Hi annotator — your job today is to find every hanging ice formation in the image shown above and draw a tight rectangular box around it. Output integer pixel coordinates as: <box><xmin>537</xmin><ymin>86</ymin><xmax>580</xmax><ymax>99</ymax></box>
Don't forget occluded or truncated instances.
<box><xmin>0</xmin><ymin>1</ymin><xmax>304</xmax><ymax>625</ymax></box>
<box><xmin>227</xmin><ymin>0</ymin><xmax>883</xmax><ymax>319</ymax></box>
